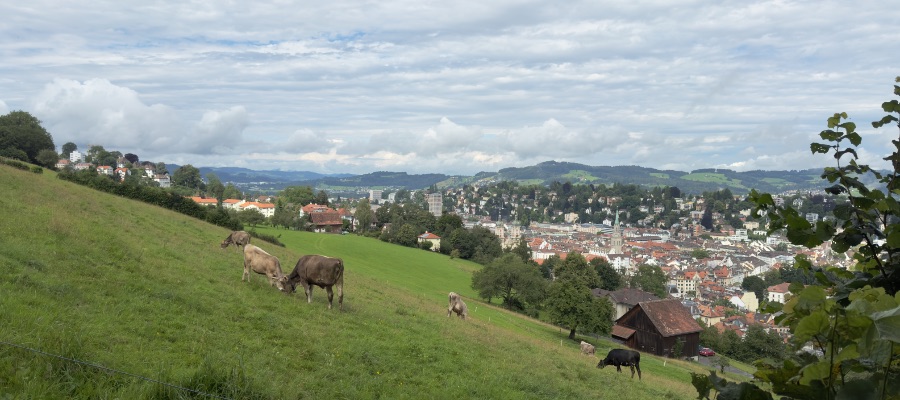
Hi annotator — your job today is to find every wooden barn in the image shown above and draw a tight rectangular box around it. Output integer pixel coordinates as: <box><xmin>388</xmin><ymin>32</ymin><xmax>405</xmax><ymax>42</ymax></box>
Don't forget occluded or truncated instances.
<box><xmin>612</xmin><ymin>298</ymin><xmax>703</xmax><ymax>358</ymax></box>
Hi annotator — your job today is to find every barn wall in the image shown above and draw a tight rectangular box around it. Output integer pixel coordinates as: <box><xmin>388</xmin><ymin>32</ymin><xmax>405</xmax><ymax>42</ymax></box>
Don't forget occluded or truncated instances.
<box><xmin>618</xmin><ymin>309</ymin><xmax>665</xmax><ymax>356</ymax></box>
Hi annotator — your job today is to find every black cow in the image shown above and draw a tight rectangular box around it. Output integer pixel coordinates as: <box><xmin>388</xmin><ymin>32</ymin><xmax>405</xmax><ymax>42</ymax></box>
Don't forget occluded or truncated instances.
<box><xmin>282</xmin><ymin>255</ymin><xmax>345</xmax><ymax>310</ymax></box>
<box><xmin>597</xmin><ymin>349</ymin><xmax>642</xmax><ymax>380</ymax></box>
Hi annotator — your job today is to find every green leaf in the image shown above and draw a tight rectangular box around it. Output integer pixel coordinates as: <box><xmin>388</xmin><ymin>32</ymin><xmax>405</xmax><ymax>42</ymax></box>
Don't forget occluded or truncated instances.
<box><xmin>811</xmin><ymin>142</ymin><xmax>832</xmax><ymax>154</ymax></box>
<box><xmin>839</xmin><ymin>121</ymin><xmax>857</xmax><ymax>133</ymax></box>
<box><xmin>836</xmin><ymin>379</ymin><xmax>877</xmax><ymax>400</ymax></box>
<box><xmin>819</xmin><ymin>129</ymin><xmax>842</xmax><ymax>141</ymax></box>
<box><xmin>887</xmin><ymin>226</ymin><xmax>900</xmax><ymax>248</ymax></box>
<box><xmin>794</xmin><ymin>310</ymin><xmax>830</xmax><ymax>342</ymax></box>
<box><xmin>870</xmin><ymin>304</ymin><xmax>900</xmax><ymax>343</ymax></box>
<box><xmin>846</xmin><ymin>131</ymin><xmax>862</xmax><ymax>146</ymax></box>
<box><xmin>798</xmin><ymin>360</ymin><xmax>831</xmax><ymax>385</ymax></box>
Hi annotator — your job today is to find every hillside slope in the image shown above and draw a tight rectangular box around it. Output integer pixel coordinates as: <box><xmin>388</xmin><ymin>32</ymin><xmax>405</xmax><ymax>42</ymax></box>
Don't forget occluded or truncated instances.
<box><xmin>0</xmin><ymin>165</ymin><xmax>719</xmax><ymax>399</ymax></box>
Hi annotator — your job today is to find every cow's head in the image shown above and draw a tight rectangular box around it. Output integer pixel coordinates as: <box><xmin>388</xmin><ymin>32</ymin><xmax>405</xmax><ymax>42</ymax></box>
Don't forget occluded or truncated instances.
<box><xmin>597</xmin><ymin>359</ymin><xmax>608</xmax><ymax>369</ymax></box>
<box><xmin>219</xmin><ymin>240</ymin><xmax>230</xmax><ymax>249</ymax></box>
<box><xmin>279</xmin><ymin>276</ymin><xmax>295</xmax><ymax>294</ymax></box>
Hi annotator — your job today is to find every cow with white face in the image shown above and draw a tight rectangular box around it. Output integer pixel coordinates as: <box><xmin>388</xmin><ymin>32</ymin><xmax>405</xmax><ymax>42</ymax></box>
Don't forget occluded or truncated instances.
<box><xmin>447</xmin><ymin>292</ymin><xmax>468</xmax><ymax>319</ymax></box>
<box><xmin>241</xmin><ymin>244</ymin><xmax>285</xmax><ymax>291</ymax></box>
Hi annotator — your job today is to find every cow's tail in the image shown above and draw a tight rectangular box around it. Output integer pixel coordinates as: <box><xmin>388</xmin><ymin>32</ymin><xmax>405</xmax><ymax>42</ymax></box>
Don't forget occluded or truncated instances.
<box><xmin>336</xmin><ymin>259</ymin><xmax>345</xmax><ymax>311</ymax></box>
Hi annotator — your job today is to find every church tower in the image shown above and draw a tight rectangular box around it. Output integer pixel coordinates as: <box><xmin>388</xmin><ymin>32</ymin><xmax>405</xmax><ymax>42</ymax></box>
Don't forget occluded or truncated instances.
<box><xmin>610</xmin><ymin>210</ymin><xmax>623</xmax><ymax>254</ymax></box>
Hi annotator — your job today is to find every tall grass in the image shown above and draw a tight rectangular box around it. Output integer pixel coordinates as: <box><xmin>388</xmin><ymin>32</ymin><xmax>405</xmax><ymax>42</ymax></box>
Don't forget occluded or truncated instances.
<box><xmin>0</xmin><ymin>165</ymin><xmax>720</xmax><ymax>399</ymax></box>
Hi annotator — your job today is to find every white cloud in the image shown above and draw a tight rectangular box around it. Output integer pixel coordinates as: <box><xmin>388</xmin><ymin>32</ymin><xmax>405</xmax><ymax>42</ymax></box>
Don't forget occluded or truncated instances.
<box><xmin>1</xmin><ymin>1</ymin><xmax>897</xmax><ymax>175</ymax></box>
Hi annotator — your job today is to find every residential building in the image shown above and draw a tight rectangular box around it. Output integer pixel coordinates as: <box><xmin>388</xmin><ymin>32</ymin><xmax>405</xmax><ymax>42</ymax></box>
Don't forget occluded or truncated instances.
<box><xmin>767</xmin><ymin>282</ymin><xmax>792</xmax><ymax>303</ymax></box>
<box><xmin>417</xmin><ymin>231</ymin><xmax>441</xmax><ymax>251</ymax></box>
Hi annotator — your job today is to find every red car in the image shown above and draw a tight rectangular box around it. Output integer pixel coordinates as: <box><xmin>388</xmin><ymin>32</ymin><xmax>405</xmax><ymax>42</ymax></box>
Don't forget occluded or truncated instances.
<box><xmin>699</xmin><ymin>348</ymin><xmax>716</xmax><ymax>357</ymax></box>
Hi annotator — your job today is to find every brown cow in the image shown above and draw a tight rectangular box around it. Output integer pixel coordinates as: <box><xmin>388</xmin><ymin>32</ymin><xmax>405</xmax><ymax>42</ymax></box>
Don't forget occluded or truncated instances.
<box><xmin>282</xmin><ymin>255</ymin><xmax>345</xmax><ymax>310</ymax></box>
<box><xmin>221</xmin><ymin>230</ymin><xmax>251</xmax><ymax>250</ymax></box>
<box><xmin>447</xmin><ymin>292</ymin><xmax>468</xmax><ymax>319</ymax></box>
<box><xmin>241</xmin><ymin>244</ymin><xmax>285</xmax><ymax>291</ymax></box>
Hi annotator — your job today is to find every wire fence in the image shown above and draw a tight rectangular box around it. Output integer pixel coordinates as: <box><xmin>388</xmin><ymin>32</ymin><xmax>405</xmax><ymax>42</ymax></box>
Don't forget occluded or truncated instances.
<box><xmin>0</xmin><ymin>340</ymin><xmax>231</xmax><ymax>400</ymax></box>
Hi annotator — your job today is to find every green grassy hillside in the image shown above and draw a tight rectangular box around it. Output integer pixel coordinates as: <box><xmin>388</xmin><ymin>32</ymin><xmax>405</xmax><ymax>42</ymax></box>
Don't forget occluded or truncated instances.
<box><xmin>0</xmin><ymin>165</ymin><xmax>728</xmax><ymax>399</ymax></box>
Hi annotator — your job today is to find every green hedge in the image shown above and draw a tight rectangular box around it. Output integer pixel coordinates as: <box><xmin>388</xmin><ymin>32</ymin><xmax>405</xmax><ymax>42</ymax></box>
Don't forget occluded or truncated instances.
<box><xmin>57</xmin><ymin>169</ymin><xmax>243</xmax><ymax>231</ymax></box>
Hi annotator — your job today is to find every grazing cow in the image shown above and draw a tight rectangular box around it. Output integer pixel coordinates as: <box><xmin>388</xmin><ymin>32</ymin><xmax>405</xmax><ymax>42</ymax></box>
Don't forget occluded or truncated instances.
<box><xmin>580</xmin><ymin>341</ymin><xmax>596</xmax><ymax>356</ymax></box>
<box><xmin>597</xmin><ymin>349</ymin><xmax>642</xmax><ymax>380</ymax></box>
<box><xmin>447</xmin><ymin>292</ymin><xmax>468</xmax><ymax>319</ymax></box>
<box><xmin>283</xmin><ymin>255</ymin><xmax>345</xmax><ymax>310</ymax></box>
<box><xmin>241</xmin><ymin>244</ymin><xmax>285</xmax><ymax>291</ymax></box>
<box><xmin>221</xmin><ymin>230</ymin><xmax>251</xmax><ymax>250</ymax></box>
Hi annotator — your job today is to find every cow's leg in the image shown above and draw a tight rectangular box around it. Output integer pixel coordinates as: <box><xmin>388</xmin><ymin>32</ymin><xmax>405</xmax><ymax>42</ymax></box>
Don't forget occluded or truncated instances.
<box><xmin>337</xmin><ymin>282</ymin><xmax>343</xmax><ymax>311</ymax></box>
<box><xmin>629</xmin><ymin>365</ymin><xmax>635</xmax><ymax>379</ymax></box>
<box><xmin>243</xmin><ymin>260</ymin><xmax>250</xmax><ymax>282</ymax></box>
<box><xmin>303</xmin><ymin>282</ymin><xmax>313</xmax><ymax>303</ymax></box>
<box><xmin>635</xmin><ymin>363</ymin><xmax>641</xmax><ymax>380</ymax></box>
<box><xmin>615</xmin><ymin>365</ymin><xmax>622</xmax><ymax>373</ymax></box>
<box><xmin>326</xmin><ymin>286</ymin><xmax>334</xmax><ymax>309</ymax></box>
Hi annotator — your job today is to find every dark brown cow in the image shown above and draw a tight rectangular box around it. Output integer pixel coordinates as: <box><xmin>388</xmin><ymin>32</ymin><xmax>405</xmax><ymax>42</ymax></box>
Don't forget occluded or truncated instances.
<box><xmin>447</xmin><ymin>292</ymin><xmax>468</xmax><ymax>319</ymax></box>
<box><xmin>597</xmin><ymin>349</ymin><xmax>642</xmax><ymax>379</ymax></box>
<box><xmin>221</xmin><ymin>230</ymin><xmax>251</xmax><ymax>250</ymax></box>
<box><xmin>282</xmin><ymin>255</ymin><xmax>345</xmax><ymax>310</ymax></box>
<box><xmin>241</xmin><ymin>244</ymin><xmax>285</xmax><ymax>291</ymax></box>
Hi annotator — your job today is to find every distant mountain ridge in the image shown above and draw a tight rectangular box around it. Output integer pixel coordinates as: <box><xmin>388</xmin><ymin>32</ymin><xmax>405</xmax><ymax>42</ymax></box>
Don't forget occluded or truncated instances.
<box><xmin>187</xmin><ymin>161</ymin><xmax>844</xmax><ymax>195</ymax></box>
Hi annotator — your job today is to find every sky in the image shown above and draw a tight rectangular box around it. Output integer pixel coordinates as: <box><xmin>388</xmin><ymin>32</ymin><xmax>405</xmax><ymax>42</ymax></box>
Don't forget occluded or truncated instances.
<box><xmin>2</xmin><ymin>1</ymin><xmax>899</xmax><ymax>176</ymax></box>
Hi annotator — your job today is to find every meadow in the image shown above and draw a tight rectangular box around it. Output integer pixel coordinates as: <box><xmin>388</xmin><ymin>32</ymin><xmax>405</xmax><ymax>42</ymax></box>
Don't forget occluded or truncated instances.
<box><xmin>0</xmin><ymin>164</ymin><xmax>738</xmax><ymax>399</ymax></box>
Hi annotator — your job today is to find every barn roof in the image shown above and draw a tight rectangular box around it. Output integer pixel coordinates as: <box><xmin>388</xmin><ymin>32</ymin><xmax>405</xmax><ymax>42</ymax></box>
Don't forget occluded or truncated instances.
<box><xmin>310</xmin><ymin>210</ymin><xmax>342</xmax><ymax>226</ymax></box>
<box><xmin>592</xmin><ymin>287</ymin><xmax>660</xmax><ymax>306</ymax></box>
<box><xmin>611</xmin><ymin>325</ymin><xmax>636</xmax><ymax>340</ymax></box>
<box><xmin>634</xmin><ymin>299</ymin><xmax>703</xmax><ymax>337</ymax></box>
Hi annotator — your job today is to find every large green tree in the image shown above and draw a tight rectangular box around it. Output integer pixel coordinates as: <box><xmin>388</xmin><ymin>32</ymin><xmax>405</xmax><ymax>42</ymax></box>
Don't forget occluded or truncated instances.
<box><xmin>61</xmin><ymin>142</ymin><xmax>77</xmax><ymax>159</ymax></box>
<box><xmin>279</xmin><ymin>186</ymin><xmax>315</xmax><ymax>205</ymax></box>
<box><xmin>545</xmin><ymin>252</ymin><xmax>612</xmax><ymax>340</ymax></box>
<box><xmin>354</xmin><ymin>198</ymin><xmax>374</xmax><ymax>234</ymax></box>
<box><xmin>629</xmin><ymin>264</ymin><xmax>667</xmax><ymax>298</ymax></box>
<box><xmin>471</xmin><ymin>253</ymin><xmax>546</xmax><ymax>310</ymax></box>
<box><xmin>590</xmin><ymin>257</ymin><xmax>623</xmax><ymax>291</ymax></box>
<box><xmin>171</xmin><ymin>164</ymin><xmax>204</xmax><ymax>190</ymax></box>
<box><xmin>0</xmin><ymin>111</ymin><xmax>55</xmax><ymax>165</ymax></box>
<box><xmin>741</xmin><ymin>276</ymin><xmax>768</xmax><ymax>301</ymax></box>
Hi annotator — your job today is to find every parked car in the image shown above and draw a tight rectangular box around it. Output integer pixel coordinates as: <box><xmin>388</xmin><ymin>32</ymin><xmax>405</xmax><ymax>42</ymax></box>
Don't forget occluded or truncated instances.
<box><xmin>699</xmin><ymin>348</ymin><xmax>716</xmax><ymax>357</ymax></box>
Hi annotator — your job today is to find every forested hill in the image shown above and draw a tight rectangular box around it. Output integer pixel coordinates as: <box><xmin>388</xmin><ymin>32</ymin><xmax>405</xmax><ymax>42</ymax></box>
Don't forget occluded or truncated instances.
<box><xmin>280</xmin><ymin>161</ymin><xmax>834</xmax><ymax>195</ymax></box>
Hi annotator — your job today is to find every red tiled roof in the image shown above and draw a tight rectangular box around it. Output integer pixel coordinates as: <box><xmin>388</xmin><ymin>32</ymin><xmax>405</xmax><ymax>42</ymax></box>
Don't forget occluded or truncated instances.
<box><xmin>310</xmin><ymin>210</ymin><xmax>342</xmax><ymax>225</ymax></box>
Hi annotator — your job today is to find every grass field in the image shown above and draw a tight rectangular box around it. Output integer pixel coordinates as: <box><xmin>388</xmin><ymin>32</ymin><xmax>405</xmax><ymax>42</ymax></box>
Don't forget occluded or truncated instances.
<box><xmin>0</xmin><ymin>164</ymin><xmax>736</xmax><ymax>399</ymax></box>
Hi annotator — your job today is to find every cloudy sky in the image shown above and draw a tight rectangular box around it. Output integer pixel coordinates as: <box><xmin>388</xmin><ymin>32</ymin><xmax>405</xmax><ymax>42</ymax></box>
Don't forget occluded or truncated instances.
<box><xmin>2</xmin><ymin>1</ymin><xmax>898</xmax><ymax>175</ymax></box>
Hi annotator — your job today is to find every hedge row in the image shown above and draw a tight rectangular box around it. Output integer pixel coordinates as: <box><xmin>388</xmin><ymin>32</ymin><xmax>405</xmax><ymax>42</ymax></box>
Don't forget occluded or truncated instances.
<box><xmin>57</xmin><ymin>169</ymin><xmax>243</xmax><ymax>231</ymax></box>
<box><xmin>0</xmin><ymin>157</ymin><xmax>43</xmax><ymax>174</ymax></box>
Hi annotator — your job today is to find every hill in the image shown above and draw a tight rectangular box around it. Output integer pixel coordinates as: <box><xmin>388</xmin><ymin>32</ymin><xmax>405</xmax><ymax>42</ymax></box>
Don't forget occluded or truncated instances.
<box><xmin>205</xmin><ymin>160</ymin><xmax>834</xmax><ymax>195</ymax></box>
<box><xmin>0</xmin><ymin>164</ymin><xmax>731</xmax><ymax>399</ymax></box>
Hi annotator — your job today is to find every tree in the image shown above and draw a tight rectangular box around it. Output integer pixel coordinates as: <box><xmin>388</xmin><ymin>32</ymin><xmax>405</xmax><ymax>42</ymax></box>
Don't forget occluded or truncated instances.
<box><xmin>545</xmin><ymin>252</ymin><xmax>612</xmax><ymax>340</ymax></box>
<box><xmin>354</xmin><ymin>198</ymin><xmax>373</xmax><ymax>234</ymax></box>
<box><xmin>590</xmin><ymin>257</ymin><xmax>623</xmax><ymax>291</ymax></box>
<box><xmin>314</xmin><ymin>190</ymin><xmax>329</xmax><ymax>206</ymax></box>
<box><xmin>435</xmin><ymin>213</ymin><xmax>463</xmax><ymax>238</ymax></box>
<box><xmin>61</xmin><ymin>142</ymin><xmax>77</xmax><ymax>159</ymax></box>
<box><xmin>280</xmin><ymin>186</ymin><xmax>315</xmax><ymax>205</ymax></box>
<box><xmin>629</xmin><ymin>264</ymin><xmax>667</xmax><ymax>298</ymax></box>
<box><xmin>471</xmin><ymin>253</ymin><xmax>546</xmax><ymax>310</ymax></box>
<box><xmin>700</xmin><ymin>207</ymin><xmax>713</xmax><ymax>230</ymax></box>
<box><xmin>693</xmin><ymin>77</ymin><xmax>900</xmax><ymax>400</ymax></box>
<box><xmin>123</xmin><ymin>153</ymin><xmax>139</xmax><ymax>165</ymax></box>
<box><xmin>171</xmin><ymin>164</ymin><xmax>204</xmax><ymax>190</ymax></box>
<box><xmin>691</xmin><ymin>248</ymin><xmax>711</xmax><ymax>259</ymax></box>
<box><xmin>0</xmin><ymin>111</ymin><xmax>55</xmax><ymax>165</ymax></box>
<box><xmin>155</xmin><ymin>162</ymin><xmax>168</xmax><ymax>175</ymax></box>
<box><xmin>237</xmin><ymin>208</ymin><xmax>265</xmax><ymax>227</ymax></box>
<box><xmin>223</xmin><ymin>183</ymin><xmax>242</xmax><ymax>200</ymax></box>
<box><xmin>206</xmin><ymin>173</ymin><xmax>225</xmax><ymax>204</ymax></box>
<box><xmin>507</xmin><ymin>237</ymin><xmax>532</xmax><ymax>264</ymax></box>
<box><xmin>741</xmin><ymin>276</ymin><xmax>767</xmax><ymax>301</ymax></box>
<box><xmin>36</xmin><ymin>149</ymin><xmax>59</xmax><ymax>168</ymax></box>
